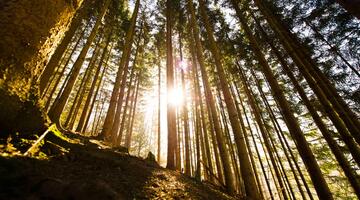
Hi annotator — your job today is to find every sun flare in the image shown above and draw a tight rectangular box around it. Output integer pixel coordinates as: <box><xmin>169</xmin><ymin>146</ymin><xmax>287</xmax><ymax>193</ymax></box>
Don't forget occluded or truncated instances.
<box><xmin>167</xmin><ymin>87</ymin><xmax>184</xmax><ymax>107</ymax></box>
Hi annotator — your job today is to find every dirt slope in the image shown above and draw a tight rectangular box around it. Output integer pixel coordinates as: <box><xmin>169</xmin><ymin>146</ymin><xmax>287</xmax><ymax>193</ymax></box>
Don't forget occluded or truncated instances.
<box><xmin>0</xmin><ymin>131</ymin><xmax>235</xmax><ymax>200</ymax></box>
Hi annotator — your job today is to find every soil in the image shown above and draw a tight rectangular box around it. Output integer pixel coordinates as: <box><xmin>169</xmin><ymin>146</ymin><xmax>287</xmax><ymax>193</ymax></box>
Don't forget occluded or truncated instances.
<box><xmin>0</xmin><ymin>130</ymin><xmax>235</xmax><ymax>200</ymax></box>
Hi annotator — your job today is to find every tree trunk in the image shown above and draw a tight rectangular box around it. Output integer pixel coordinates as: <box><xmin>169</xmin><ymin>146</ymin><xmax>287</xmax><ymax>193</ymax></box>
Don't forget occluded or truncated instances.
<box><xmin>115</xmin><ymin>70</ymin><xmax>137</xmax><ymax>145</ymax></box>
<box><xmin>39</xmin><ymin>0</ymin><xmax>90</xmax><ymax>94</ymax></box>
<box><xmin>230</xmin><ymin>82</ymin><xmax>266</xmax><ymax>199</ymax></box>
<box><xmin>197</xmin><ymin>0</ymin><xmax>260</xmax><ymax>196</ymax></box>
<box><xmin>166</xmin><ymin>0</ymin><xmax>177</xmax><ymax>170</ymax></box>
<box><xmin>110</xmin><ymin>32</ymin><xmax>143</xmax><ymax>142</ymax></box>
<box><xmin>100</xmin><ymin>0</ymin><xmax>141</xmax><ymax>140</ymax></box>
<box><xmin>125</xmin><ymin>79</ymin><xmax>140</xmax><ymax>149</ymax></box>
<box><xmin>76</xmin><ymin>32</ymin><xmax>113</xmax><ymax>133</ymax></box>
<box><xmin>189</xmin><ymin>43</ymin><xmax>206</xmax><ymax>181</ymax></box>
<box><xmin>252</xmin><ymin>13</ymin><xmax>360</xmax><ymax>196</ymax></box>
<box><xmin>237</xmin><ymin>85</ymin><xmax>275</xmax><ymax>200</ymax></box>
<box><xmin>43</xmin><ymin>24</ymin><xmax>87</xmax><ymax>111</ymax></box>
<box><xmin>0</xmin><ymin>0</ymin><xmax>83</xmax><ymax>134</ymax></box>
<box><xmin>187</xmin><ymin>0</ymin><xmax>237</xmax><ymax>193</ymax></box>
<box><xmin>189</xmin><ymin>40</ymin><xmax>215</xmax><ymax>182</ymax></box>
<box><xmin>157</xmin><ymin>49</ymin><xmax>162</xmax><ymax>163</ymax></box>
<box><xmin>48</xmin><ymin>0</ymin><xmax>110</xmax><ymax>125</ymax></box>
<box><xmin>231</xmin><ymin>1</ymin><xmax>333</xmax><ymax>198</ymax></box>
<box><xmin>178</xmin><ymin>33</ymin><xmax>191</xmax><ymax>176</ymax></box>
<box><xmin>216</xmin><ymin>90</ymin><xmax>242</xmax><ymax>192</ymax></box>
<box><xmin>82</xmin><ymin>50</ymin><xmax>111</xmax><ymax>133</ymax></box>
<box><xmin>254</xmin><ymin>0</ymin><xmax>360</xmax><ymax>143</ymax></box>
<box><xmin>237</xmin><ymin>65</ymin><xmax>289</xmax><ymax>199</ymax></box>
<box><xmin>64</xmin><ymin>37</ymin><xmax>102</xmax><ymax>128</ymax></box>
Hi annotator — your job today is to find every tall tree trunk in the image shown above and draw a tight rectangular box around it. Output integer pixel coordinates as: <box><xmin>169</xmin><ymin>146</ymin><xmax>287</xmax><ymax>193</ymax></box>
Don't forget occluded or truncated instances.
<box><xmin>197</xmin><ymin>0</ymin><xmax>259</xmax><ymax>196</ymax></box>
<box><xmin>205</xmin><ymin>94</ymin><xmax>225</xmax><ymax>186</ymax></box>
<box><xmin>125</xmin><ymin>78</ymin><xmax>140</xmax><ymax>149</ymax></box>
<box><xmin>0</xmin><ymin>0</ymin><xmax>83</xmax><ymax>134</ymax></box>
<box><xmin>178</xmin><ymin>33</ymin><xmax>191</xmax><ymax>176</ymax></box>
<box><xmin>39</xmin><ymin>0</ymin><xmax>90</xmax><ymax>94</ymax></box>
<box><xmin>157</xmin><ymin>50</ymin><xmax>162</xmax><ymax>163</ymax></box>
<box><xmin>187</xmin><ymin>0</ymin><xmax>236</xmax><ymax>193</ymax></box>
<box><xmin>230</xmin><ymin>82</ymin><xmax>266</xmax><ymax>199</ymax></box>
<box><xmin>48</xmin><ymin>0</ymin><xmax>111</xmax><ymax>125</ymax></box>
<box><xmin>216</xmin><ymin>90</ymin><xmax>242</xmax><ymax>192</ymax></box>
<box><xmin>166</xmin><ymin>0</ymin><xmax>177</xmax><ymax>170</ymax></box>
<box><xmin>76</xmin><ymin>33</ymin><xmax>113</xmax><ymax>133</ymax></box>
<box><xmin>43</xmin><ymin>24</ymin><xmax>87</xmax><ymax>110</ymax></box>
<box><xmin>175</xmin><ymin>85</ymin><xmax>182</xmax><ymax>171</ymax></box>
<box><xmin>237</xmin><ymin>65</ymin><xmax>289</xmax><ymax>199</ymax></box>
<box><xmin>115</xmin><ymin>70</ymin><xmax>137</xmax><ymax>145</ymax></box>
<box><xmin>231</xmin><ymin>1</ymin><xmax>333</xmax><ymax>198</ymax></box>
<box><xmin>181</xmin><ymin>66</ymin><xmax>191</xmax><ymax>176</ymax></box>
<box><xmin>64</xmin><ymin>37</ymin><xmax>102</xmax><ymax>128</ymax></box>
<box><xmin>252</xmin><ymin>10</ymin><xmax>360</xmax><ymax>168</ymax></box>
<box><xmin>254</xmin><ymin>0</ymin><xmax>360</xmax><ymax>143</ymax></box>
<box><xmin>111</xmin><ymin>32</ymin><xmax>143</xmax><ymax>142</ymax></box>
<box><xmin>82</xmin><ymin>51</ymin><xmax>111</xmax><ymax>133</ymax></box>
<box><xmin>100</xmin><ymin>0</ymin><xmax>141</xmax><ymax>140</ymax></box>
<box><xmin>253</xmin><ymin>14</ymin><xmax>360</xmax><ymax>196</ymax></box>
<box><xmin>237</xmin><ymin>84</ymin><xmax>275</xmax><ymax>199</ymax></box>
<box><xmin>189</xmin><ymin>40</ymin><xmax>215</xmax><ymax>182</ymax></box>
<box><xmin>190</xmin><ymin>44</ymin><xmax>206</xmax><ymax>181</ymax></box>
<box><xmin>248</xmin><ymin>67</ymin><xmax>307</xmax><ymax>200</ymax></box>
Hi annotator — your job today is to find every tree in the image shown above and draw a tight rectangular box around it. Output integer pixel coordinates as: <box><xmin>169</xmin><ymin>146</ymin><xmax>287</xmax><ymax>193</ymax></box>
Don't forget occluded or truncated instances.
<box><xmin>48</xmin><ymin>0</ymin><xmax>111</xmax><ymax>125</ymax></box>
<box><xmin>100</xmin><ymin>0</ymin><xmax>141</xmax><ymax>140</ymax></box>
<box><xmin>166</xmin><ymin>0</ymin><xmax>177</xmax><ymax>170</ymax></box>
<box><xmin>0</xmin><ymin>0</ymin><xmax>84</xmax><ymax>134</ymax></box>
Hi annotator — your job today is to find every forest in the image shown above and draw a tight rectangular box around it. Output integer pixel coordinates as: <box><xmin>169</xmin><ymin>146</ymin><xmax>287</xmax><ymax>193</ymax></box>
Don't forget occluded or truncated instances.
<box><xmin>0</xmin><ymin>0</ymin><xmax>359</xmax><ymax>199</ymax></box>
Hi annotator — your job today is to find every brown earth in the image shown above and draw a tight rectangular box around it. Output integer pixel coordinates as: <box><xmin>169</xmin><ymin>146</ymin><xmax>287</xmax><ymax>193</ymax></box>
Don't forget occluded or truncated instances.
<box><xmin>0</xmin><ymin>131</ymin><xmax>235</xmax><ymax>200</ymax></box>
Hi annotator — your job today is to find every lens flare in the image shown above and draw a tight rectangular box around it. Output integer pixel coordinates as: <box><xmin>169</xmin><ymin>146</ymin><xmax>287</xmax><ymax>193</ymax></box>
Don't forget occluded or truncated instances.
<box><xmin>167</xmin><ymin>87</ymin><xmax>183</xmax><ymax>107</ymax></box>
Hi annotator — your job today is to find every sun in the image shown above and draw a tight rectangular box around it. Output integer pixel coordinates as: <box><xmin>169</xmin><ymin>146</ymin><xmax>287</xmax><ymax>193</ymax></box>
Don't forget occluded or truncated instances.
<box><xmin>167</xmin><ymin>87</ymin><xmax>184</xmax><ymax>107</ymax></box>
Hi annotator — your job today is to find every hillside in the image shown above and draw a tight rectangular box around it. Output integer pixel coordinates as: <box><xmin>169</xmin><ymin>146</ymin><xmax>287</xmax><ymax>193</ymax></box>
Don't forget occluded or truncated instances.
<box><xmin>0</xmin><ymin>130</ymin><xmax>234</xmax><ymax>200</ymax></box>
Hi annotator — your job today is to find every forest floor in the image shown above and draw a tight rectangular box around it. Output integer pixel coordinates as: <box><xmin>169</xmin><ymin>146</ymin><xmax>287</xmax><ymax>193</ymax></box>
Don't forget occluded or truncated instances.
<box><xmin>0</xmin><ymin>129</ymin><xmax>235</xmax><ymax>200</ymax></box>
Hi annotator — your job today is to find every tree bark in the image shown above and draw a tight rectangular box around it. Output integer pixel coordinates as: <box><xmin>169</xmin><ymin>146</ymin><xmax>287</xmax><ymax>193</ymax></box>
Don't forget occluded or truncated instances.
<box><xmin>64</xmin><ymin>37</ymin><xmax>102</xmax><ymax>128</ymax></box>
<box><xmin>76</xmin><ymin>33</ymin><xmax>113</xmax><ymax>133</ymax></box>
<box><xmin>100</xmin><ymin>0</ymin><xmax>141</xmax><ymax>140</ymax></box>
<box><xmin>197</xmin><ymin>0</ymin><xmax>260</xmax><ymax>196</ymax></box>
<box><xmin>0</xmin><ymin>0</ymin><xmax>83</xmax><ymax>134</ymax></box>
<box><xmin>115</xmin><ymin>69</ymin><xmax>137</xmax><ymax>145</ymax></box>
<box><xmin>125</xmin><ymin>78</ymin><xmax>140</xmax><ymax>149</ymax></box>
<box><xmin>48</xmin><ymin>0</ymin><xmax>110</xmax><ymax>125</ymax></box>
<box><xmin>231</xmin><ymin>1</ymin><xmax>333</xmax><ymax>198</ymax></box>
<box><xmin>237</xmin><ymin>65</ymin><xmax>289</xmax><ymax>199</ymax></box>
<box><xmin>110</xmin><ymin>32</ymin><xmax>142</xmax><ymax>142</ymax></box>
<box><xmin>43</xmin><ymin>24</ymin><xmax>87</xmax><ymax>111</ymax></box>
<box><xmin>157</xmin><ymin>49</ymin><xmax>162</xmax><ymax>163</ymax></box>
<box><xmin>166</xmin><ymin>0</ymin><xmax>177</xmax><ymax>170</ymax></box>
<box><xmin>82</xmin><ymin>50</ymin><xmax>111</xmax><ymax>133</ymax></box>
<box><xmin>189</xmin><ymin>40</ymin><xmax>215</xmax><ymax>182</ymax></box>
<box><xmin>39</xmin><ymin>0</ymin><xmax>90</xmax><ymax>94</ymax></box>
<box><xmin>253</xmin><ymin>0</ymin><xmax>360</xmax><ymax>144</ymax></box>
<box><xmin>187</xmin><ymin>0</ymin><xmax>236</xmax><ymax>193</ymax></box>
<box><xmin>252</xmin><ymin>13</ymin><xmax>360</xmax><ymax>196</ymax></box>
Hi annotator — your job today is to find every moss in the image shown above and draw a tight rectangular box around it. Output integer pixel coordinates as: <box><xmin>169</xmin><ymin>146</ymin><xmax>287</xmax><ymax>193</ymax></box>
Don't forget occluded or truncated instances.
<box><xmin>51</xmin><ymin>126</ymin><xmax>79</xmax><ymax>144</ymax></box>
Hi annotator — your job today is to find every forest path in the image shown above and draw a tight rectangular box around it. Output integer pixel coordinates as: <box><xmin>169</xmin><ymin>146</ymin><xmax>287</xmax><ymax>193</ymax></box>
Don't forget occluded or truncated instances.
<box><xmin>0</xmin><ymin>130</ymin><xmax>234</xmax><ymax>200</ymax></box>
